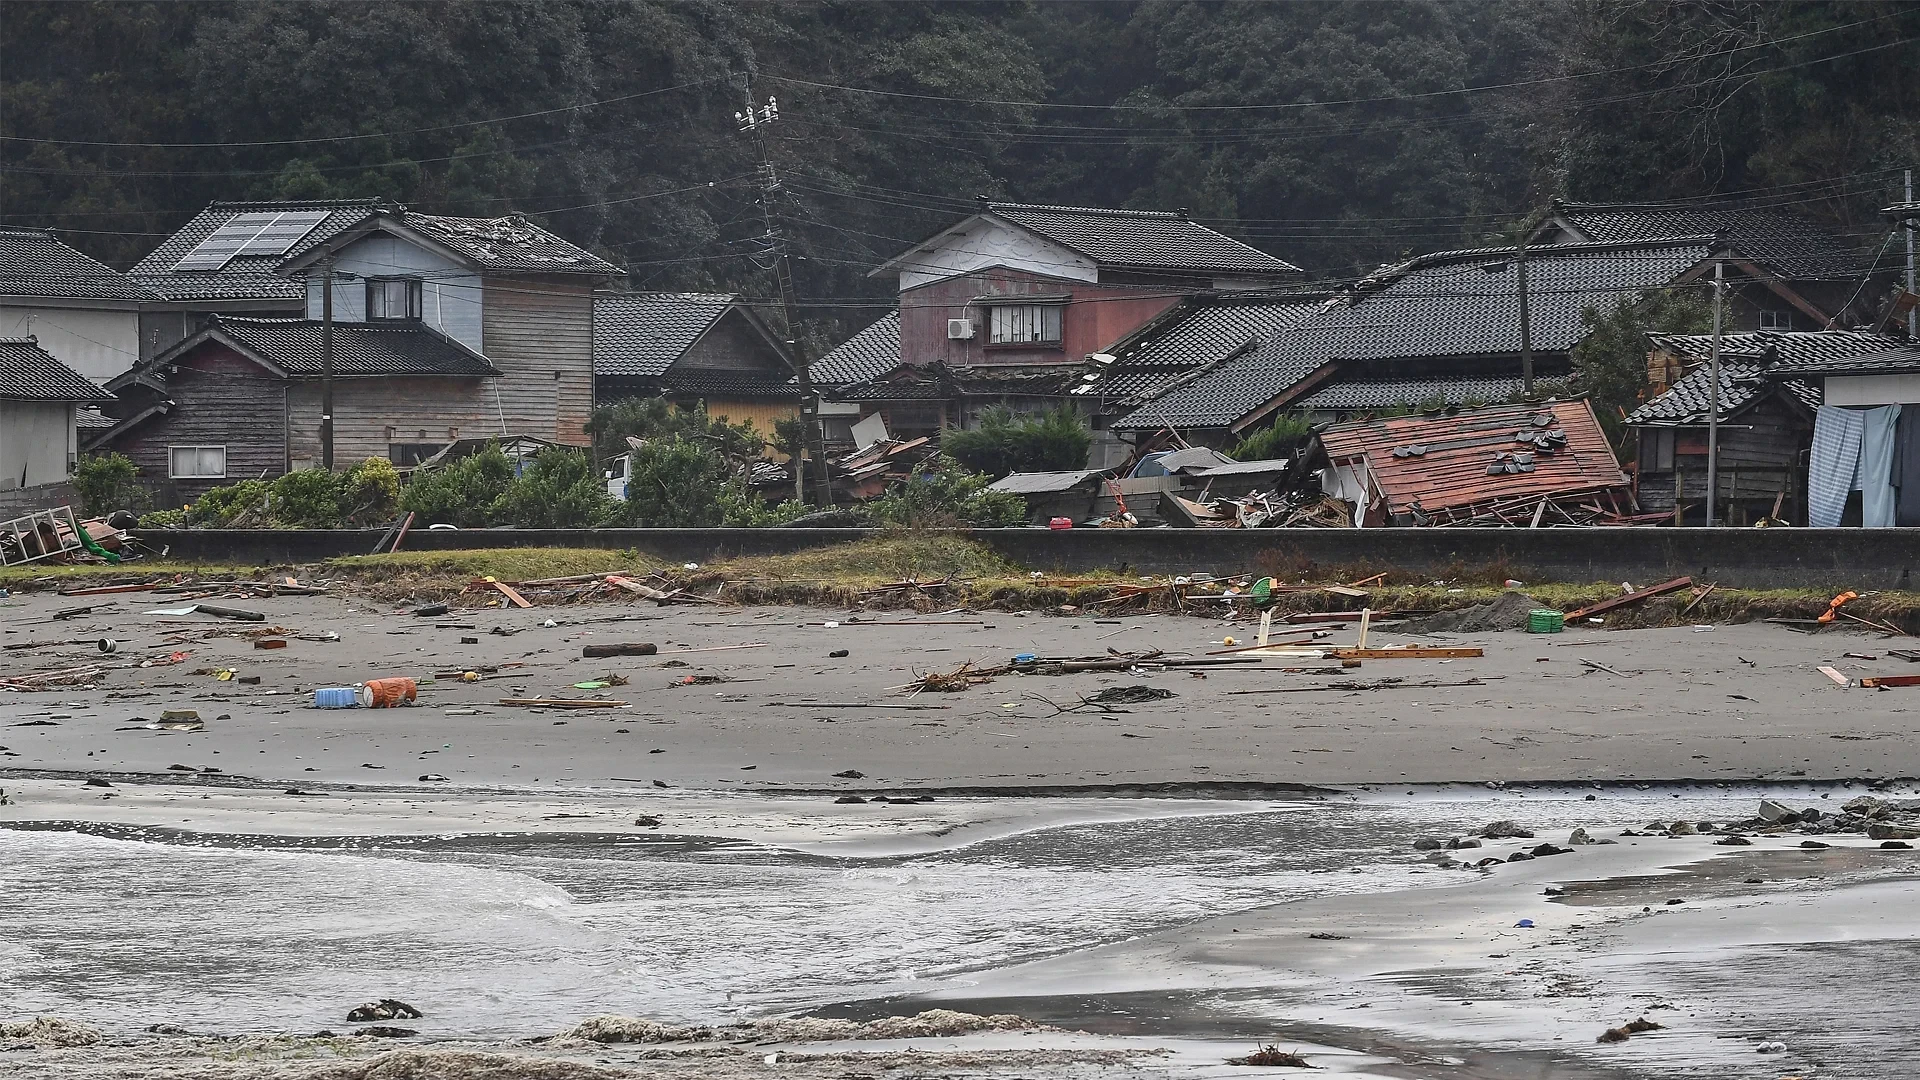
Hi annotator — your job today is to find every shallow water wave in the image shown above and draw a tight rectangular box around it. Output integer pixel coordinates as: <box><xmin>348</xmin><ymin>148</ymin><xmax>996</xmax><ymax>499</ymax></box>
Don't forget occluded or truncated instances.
<box><xmin>0</xmin><ymin>790</ymin><xmax>1784</xmax><ymax>1037</ymax></box>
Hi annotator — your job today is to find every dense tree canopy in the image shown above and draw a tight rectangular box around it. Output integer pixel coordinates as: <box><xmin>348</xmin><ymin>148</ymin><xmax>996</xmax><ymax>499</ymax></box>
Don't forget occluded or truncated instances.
<box><xmin>4</xmin><ymin>1</ymin><xmax>1915</xmax><ymax>346</ymax></box>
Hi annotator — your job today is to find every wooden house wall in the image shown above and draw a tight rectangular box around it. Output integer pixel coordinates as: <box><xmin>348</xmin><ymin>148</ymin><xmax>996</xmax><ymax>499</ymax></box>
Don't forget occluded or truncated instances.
<box><xmin>107</xmin><ymin>343</ymin><xmax>287</xmax><ymax>504</ymax></box>
<box><xmin>696</xmin><ymin>399</ymin><xmax>798</xmax><ymax>435</ymax></box>
<box><xmin>676</xmin><ymin>314</ymin><xmax>787</xmax><ymax>374</ymax></box>
<box><xmin>480</xmin><ymin>275</ymin><xmax>595</xmax><ymax>446</ymax></box>
<box><xmin>284</xmin><ymin>377</ymin><xmax>498</xmax><ymax>466</ymax></box>
<box><xmin>1633</xmin><ymin>396</ymin><xmax>1810</xmax><ymax>523</ymax></box>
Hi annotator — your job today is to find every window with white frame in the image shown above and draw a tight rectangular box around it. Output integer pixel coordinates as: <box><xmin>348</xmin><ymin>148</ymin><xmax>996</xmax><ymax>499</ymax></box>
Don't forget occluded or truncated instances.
<box><xmin>1759</xmin><ymin>309</ymin><xmax>1793</xmax><ymax>330</ymax></box>
<box><xmin>367</xmin><ymin>277</ymin><xmax>423</xmax><ymax>321</ymax></box>
<box><xmin>988</xmin><ymin>304</ymin><xmax>1063</xmax><ymax>345</ymax></box>
<box><xmin>168</xmin><ymin>445</ymin><xmax>227</xmax><ymax>478</ymax></box>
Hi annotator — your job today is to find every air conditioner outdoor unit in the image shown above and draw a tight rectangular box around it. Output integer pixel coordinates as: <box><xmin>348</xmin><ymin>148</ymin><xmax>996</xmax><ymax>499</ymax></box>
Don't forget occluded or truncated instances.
<box><xmin>947</xmin><ymin>318</ymin><xmax>975</xmax><ymax>340</ymax></box>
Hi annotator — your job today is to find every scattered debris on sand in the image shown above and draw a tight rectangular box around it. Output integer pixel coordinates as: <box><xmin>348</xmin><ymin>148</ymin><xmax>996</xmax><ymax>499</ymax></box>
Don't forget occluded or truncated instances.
<box><xmin>1227</xmin><ymin>1044</ymin><xmax>1312</xmax><ymax>1066</ymax></box>
<box><xmin>1401</xmin><ymin>591</ymin><xmax>1539</xmax><ymax>634</ymax></box>
<box><xmin>0</xmin><ymin>1015</ymin><xmax>102</xmax><ymax>1048</ymax></box>
<box><xmin>562</xmin><ymin>1009</ymin><xmax>1043</xmax><ymax>1046</ymax></box>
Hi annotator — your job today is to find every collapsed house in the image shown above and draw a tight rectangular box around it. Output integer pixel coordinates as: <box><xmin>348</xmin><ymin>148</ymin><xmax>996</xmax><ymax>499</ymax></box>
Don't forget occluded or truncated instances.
<box><xmin>1304</xmin><ymin>399</ymin><xmax>1636</xmax><ymax>527</ymax></box>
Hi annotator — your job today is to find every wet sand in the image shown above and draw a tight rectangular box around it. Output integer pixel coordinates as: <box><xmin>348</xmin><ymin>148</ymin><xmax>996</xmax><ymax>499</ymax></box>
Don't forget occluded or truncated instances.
<box><xmin>3</xmin><ymin>591</ymin><xmax>1916</xmax><ymax>790</ymax></box>
<box><xmin>5</xmin><ymin>589</ymin><xmax>1919</xmax><ymax>1078</ymax></box>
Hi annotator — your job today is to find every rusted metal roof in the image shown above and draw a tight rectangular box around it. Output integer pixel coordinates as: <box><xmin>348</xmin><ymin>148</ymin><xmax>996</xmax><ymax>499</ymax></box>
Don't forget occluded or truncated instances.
<box><xmin>1315</xmin><ymin>400</ymin><xmax>1628</xmax><ymax>519</ymax></box>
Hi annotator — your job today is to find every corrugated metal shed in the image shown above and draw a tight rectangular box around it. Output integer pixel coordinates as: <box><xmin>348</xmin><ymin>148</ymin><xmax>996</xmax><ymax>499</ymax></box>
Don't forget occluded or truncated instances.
<box><xmin>986</xmin><ymin>470</ymin><xmax>1106</xmax><ymax>494</ymax></box>
<box><xmin>1315</xmin><ymin>400</ymin><xmax>1628</xmax><ymax>519</ymax></box>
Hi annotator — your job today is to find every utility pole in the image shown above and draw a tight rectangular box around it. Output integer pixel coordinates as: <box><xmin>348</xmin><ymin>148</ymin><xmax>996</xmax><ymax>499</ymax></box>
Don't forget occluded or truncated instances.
<box><xmin>1516</xmin><ymin>223</ymin><xmax>1535</xmax><ymax>398</ymax></box>
<box><xmin>1907</xmin><ymin>168</ymin><xmax>1916</xmax><ymax>338</ymax></box>
<box><xmin>1705</xmin><ymin>260</ymin><xmax>1725</xmax><ymax>527</ymax></box>
<box><xmin>737</xmin><ymin>79</ymin><xmax>830</xmax><ymax>504</ymax></box>
<box><xmin>320</xmin><ymin>256</ymin><xmax>335</xmax><ymax>471</ymax></box>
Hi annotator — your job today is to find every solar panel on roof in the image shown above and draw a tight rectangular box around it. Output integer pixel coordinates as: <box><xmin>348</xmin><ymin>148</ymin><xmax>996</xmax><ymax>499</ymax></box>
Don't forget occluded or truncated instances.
<box><xmin>171</xmin><ymin>209</ymin><xmax>332</xmax><ymax>271</ymax></box>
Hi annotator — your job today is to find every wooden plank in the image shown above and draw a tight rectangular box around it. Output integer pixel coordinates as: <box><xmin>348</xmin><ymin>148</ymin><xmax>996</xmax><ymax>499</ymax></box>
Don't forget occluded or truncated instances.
<box><xmin>1563</xmin><ymin>576</ymin><xmax>1693</xmax><ymax>621</ymax></box>
<box><xmin>498</xmin><ymin>698</ymin><xmax>629</xmax><ymax>708</ymax></box>
<box><xmin>485</xmin><ymin>578</ymin><xmax>532</xmax><ymax>608</ymax></box>
<box><xmin>1817</xmin><ymin>665</ymin><xmax>1852</xmax><ymax>687</ymax></box>
<box><xmin>1860</xmin><ymin>674</ymin><xmax>1920</xmax><ymax>688</ymax></box>
<box><xmin>1326</xmin><ymin>647</ymin><xmax>1483</xmax><ymax>659</ymax></box>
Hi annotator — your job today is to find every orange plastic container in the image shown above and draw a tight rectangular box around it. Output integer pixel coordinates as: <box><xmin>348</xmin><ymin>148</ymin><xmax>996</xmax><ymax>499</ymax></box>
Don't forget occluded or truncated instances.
<box><xmin>356</xmin><ymin>677</ymin><xmax>418</xmax><ymax>708</ymax></box>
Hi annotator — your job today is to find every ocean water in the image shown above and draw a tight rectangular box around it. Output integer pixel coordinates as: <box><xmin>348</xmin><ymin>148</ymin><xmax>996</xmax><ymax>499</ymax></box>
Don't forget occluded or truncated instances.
<box><xmin>0</xmin><ymin>788</ymin><xmax>1809</xmax><ymax>1039</ymax></box>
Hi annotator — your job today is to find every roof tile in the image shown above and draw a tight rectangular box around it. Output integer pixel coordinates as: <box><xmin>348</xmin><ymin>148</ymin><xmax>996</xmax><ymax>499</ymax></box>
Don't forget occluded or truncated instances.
<box><xmin>0</xmin><ymin>228</ymin><xmax>156</xmax><ymax>302</ymax></box>
<box><xmin>809</xmin><ymin>312</ymin><xmax>900</xmax><ymax>389</ymax></box>
<box><xmin>593</xmin><ymin>292</ymin><xmax>739</xmax><ymax>377</ymax></box>
<box><xmin>0</xmin><ymin>337</ymin><xmax>112</xmax><ymax>401</ymax></box>
<box><xmin>1554</xmin><ymin>202</ymin><xmax>1861</xmax><ymax>279</ymax></box>
<box><xmin>989</xmin><ymin>203</ymin><xmax>1299</xmax><ymax>275</ymax></box>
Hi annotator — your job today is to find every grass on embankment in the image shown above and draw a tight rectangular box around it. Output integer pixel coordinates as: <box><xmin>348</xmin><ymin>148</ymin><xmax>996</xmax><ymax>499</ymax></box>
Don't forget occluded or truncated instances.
<box><xmin>3</xmin><ymin>533</ymin><xmax>1915</xmax><ymax>630</ymax></box>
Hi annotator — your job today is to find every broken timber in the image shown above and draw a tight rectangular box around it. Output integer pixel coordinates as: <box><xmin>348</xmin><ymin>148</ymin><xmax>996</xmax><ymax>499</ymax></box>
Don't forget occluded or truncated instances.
<box><xmin>1563</xmin><ymin>576</ymin><xmax>1693</xmax><ymax>621</ymax></box>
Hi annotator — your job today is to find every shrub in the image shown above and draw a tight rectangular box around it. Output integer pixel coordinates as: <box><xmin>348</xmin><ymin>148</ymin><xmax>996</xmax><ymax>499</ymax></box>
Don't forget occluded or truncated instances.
<box><xmin>869</xmin><ymin>454</ymin><xmax>1026</xmax><ymax>528</ymax></box>
<box><xmin>943</xmin><ymin>406</ymin><xmax>1092</xmax><ymax>478</ymax></box>
<box><xmin>184</xmin><ymin>479</ymin><xmax>271</xmax><ymax>527</ymax></box>
<box><xmin>587</xmin><ymin>398</ymin><xmax>765</xmax><ymax>466</ymax></box>
<box><xmin>137</xmin><ymin>508</ymin><xmax>185</xmax><ymax>529</ymax></box>
<box><xmin>1230</xmin><ymin>413</ymin><xmax>1314</xmax><ymax>462</ymax></box>
<box><xmin>400</xmin><ymin>444</ymin><xmax>515</xmax><ymax>527</ymax></box>
<box><xmin>716</xmin><ymin>476</ymin><xmax>811</xmax><ymax>527</ymax></box>
<box><xmin>72</xmin><ymin>453</ymin><xmax>145</xmax><ymax>517</ymax></box>
<box><xmin>495</xmin><ymin>447</ymin><xmax>616</xmax><ymax>528</ymax></box>
<box><xmin>339</xmin><ymin>457</ymin><xmax>401</xmax><ymax>525</ymax></box>
<box><xmin>268</xmin><ymin>469</ymin><xmax>344</xmax><ymax>528</ymax></box>
<box><xmin>1570</xmin><ymin>288</ymin><xmax>1711</xmax><ymax>449</ymax></box>
<box><xmin>615</xmin><ymin>437</ymin><xmax>727</xmax><ymax>527</ymax></box>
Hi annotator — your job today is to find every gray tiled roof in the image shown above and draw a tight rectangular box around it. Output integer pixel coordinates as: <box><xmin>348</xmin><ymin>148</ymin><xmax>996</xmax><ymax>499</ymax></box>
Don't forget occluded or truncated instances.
<box><xmin>808</xmin><ymin>312</ymin><xmax>900</xmax><ymax>389</ymax></box>
<box><xmin>1087</xmin><ymin>295</ymin><xmax>1329</xmax><ymax>404</ymax></box>
<box><xmin>1116</xmin><ymin>239</ymin><xmax>1713</xmax><ymax>431</ymax></box>
<box><xmin>658</xmin><ymin>369</ymin><xmax>801</xmax><ymax>399</ymax></box>
<box><xmin>1767</xmin><ymin>343</ymin><xmax>1920</xmax><ymax>377</ymax></box>
<box><xmin>0</xmin><ymin>337</ymin><xmax>112</xmax><ymax>401</ymax></box>
<box><xmin>402</xmin><ymin>213</ymin><xmax>620</xmax><ymax>276</ymax></box>
<box><xmin>1293</xmin><ymin>373</ymin><xmax>1531</xmax><ymax>412</ymax></box>
<box><xmin>132</xmin><ymin>200</ymin><xmax>618</xmax><ymax>303</ymax></box>
<box><xmin>1648</xmin><ymin>329</ymin><xmax>1899</xmax><ymax>368</ymax></box>
<box><xmin>1625</xmin><ymin>359</ymin><xmax>1816</xmax><ymax>425</ymax></box>
<box><xmin>211</xmin><ymin>316</ymin><xmax>498</xmax><ymax>378</ymax></box>
<box><xmin>1553</xmin><ymin>202</ymin><xmax>1862</xmax><ymax>279</ymax></box>
<box><xmin>593</xmin><ymin>292</ymin><xmax>738</xmax><ymax>377</ymax></box>
<box><xmin>1625</xmin><ymin>331</ymin><xmax>1908</xmax><ymax>424</ymax></box>
<box><xmin>131</xmin><ymin>200</ymin><xmax>384</xmax><ymax>302</ymax></box>
<box><xmin>0</xmin><ymin>228</ymin><xmax>156</xmax><ymax>302</ymax></box>
<box><xmin>988</xmin><ymin>203</ymin><xmax>1300</xmax><ymax>275</ymax></box>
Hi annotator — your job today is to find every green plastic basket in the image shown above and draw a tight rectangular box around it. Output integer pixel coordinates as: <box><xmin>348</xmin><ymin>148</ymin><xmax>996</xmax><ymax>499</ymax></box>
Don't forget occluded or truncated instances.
<box><xmin>1527</xmin><ymin>609</ymin><xmax>1565</xmax><ymax>634</ymax></box>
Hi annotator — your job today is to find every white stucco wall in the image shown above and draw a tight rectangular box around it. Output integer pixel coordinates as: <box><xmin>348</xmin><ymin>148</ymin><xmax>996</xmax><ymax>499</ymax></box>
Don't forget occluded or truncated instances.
<box><xmin>894</xmin><ymin>218</ymin><xmax>1096</xmax><ymax>291</ymax></box>
<box><xmin>1823</xmin><ymin>374</ymin><xmax>1920</xmax><ymax>407</ymax></box>
<box><xmin>304</xmin><ymin>233</ymin><xmax>483</xmax><ymax>352</ymax></box>
<box><xmin>0</xmin><ymin>304</ymin><xmax>142</xmax><ymax>384</ymax></box>
<box><xmin>0</xmin><ymin>399</ymin><xmax>77</xmax><ymax>489</ymax></box>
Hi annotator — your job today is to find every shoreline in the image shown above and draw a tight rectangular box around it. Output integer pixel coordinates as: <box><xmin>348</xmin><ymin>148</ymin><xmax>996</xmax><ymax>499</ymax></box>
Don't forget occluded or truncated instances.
<box><xmin>5</xmin><ymin>779</ymin><xmax>1917</xmax><ymax>1078</ymax></box>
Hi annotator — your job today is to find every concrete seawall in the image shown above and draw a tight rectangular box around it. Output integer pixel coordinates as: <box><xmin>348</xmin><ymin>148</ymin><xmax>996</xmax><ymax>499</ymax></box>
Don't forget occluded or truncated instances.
<box><xmin>134</xmin><ymin>526</ymin><xmax>1920</xmax><ymax>590</ymax></box>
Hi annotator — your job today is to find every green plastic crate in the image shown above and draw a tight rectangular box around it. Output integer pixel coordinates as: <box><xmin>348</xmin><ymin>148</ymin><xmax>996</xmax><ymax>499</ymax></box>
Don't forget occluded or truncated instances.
<box><xmin>1527</xmin><ymin>609</ymin><xmax>1565</xmax><ymax>633</ymax></box>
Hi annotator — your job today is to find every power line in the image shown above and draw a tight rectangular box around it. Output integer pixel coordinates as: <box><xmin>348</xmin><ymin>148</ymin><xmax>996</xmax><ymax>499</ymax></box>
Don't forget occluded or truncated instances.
<box><xmin>0</xmin><ymin>75</ymin><xmax>734</xmax><ymax>149</ymax></box>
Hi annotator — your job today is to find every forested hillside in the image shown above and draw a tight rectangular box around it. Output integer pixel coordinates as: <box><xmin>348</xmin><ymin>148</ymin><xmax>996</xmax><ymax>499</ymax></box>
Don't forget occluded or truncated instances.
<box><xmin>4</xmin><ymin>0</ymin><xmax>1915</xmax><ymax>343</ymax></box>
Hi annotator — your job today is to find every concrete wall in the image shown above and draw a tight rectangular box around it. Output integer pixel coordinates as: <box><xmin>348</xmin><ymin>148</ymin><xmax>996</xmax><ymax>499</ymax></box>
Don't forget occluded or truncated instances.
<box><xmin>1</xmin><ymin>303</ymin><xmax>141</xmax><ymax>384</ymax></box>
<box><xmin>0</xmin><ymin>479</ymin><xmax>76</xmax><ymax>516</ymax></box>
<box><xmin>133</xmin><ymin>526</ymin><xmax>1920</xmax><ymax>590</ymax></box>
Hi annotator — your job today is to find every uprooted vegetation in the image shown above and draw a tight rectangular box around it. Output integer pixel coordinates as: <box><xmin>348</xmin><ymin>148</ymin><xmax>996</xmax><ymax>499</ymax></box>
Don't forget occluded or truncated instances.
<box><xmin>6</xmin><ymin>534</ymin><xmax>1920</xmax><ymax>631</ymax></box>
<box><xmin>561</xmin><ymin>1009</ymin><xmax>1043</xmax><ymax>1046</ymax></box>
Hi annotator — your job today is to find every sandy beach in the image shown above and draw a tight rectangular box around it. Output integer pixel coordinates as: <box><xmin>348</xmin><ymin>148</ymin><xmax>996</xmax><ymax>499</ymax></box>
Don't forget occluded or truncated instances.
<box><xmin>5</xmin><ymin>588</ymin><xmax>1919</xmax><ymax>1078</ymax></box>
